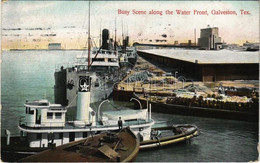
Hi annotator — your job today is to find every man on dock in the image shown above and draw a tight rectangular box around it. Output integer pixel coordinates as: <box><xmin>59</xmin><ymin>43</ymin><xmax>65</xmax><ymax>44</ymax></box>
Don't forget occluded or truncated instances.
<box><xmin>118</xmin><ymin>117</ymin><xmax>123</xmax><ymax>130</ymax></box>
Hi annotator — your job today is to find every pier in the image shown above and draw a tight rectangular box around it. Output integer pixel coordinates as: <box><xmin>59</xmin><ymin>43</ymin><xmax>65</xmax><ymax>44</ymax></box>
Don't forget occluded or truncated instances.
<box><xmin>113</xmin><ymin>49</ymin><xmax>259</xmax><ymax>122</ymax></box>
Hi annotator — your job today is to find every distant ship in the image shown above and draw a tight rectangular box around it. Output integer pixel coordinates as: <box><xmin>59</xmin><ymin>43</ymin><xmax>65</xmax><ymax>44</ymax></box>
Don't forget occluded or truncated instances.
<box><xmin>242</xmin><ymin>42</ymin><xmax>259</xmax><ymax>51</ymax></box>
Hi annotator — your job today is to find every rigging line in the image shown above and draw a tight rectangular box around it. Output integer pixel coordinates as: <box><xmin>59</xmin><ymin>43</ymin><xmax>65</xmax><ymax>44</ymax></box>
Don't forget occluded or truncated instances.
<box><xmin>67</xmin><ymin>94</ymin><xmax>78</xmax><ymax>108</ymax></box>
<box><xmin>127</xmin><ymin>24</ymin><xmax>128</xmax><ymax>36</ymax></box>
<box><xmin>82</xmin><ymin>2</ymin><xmax>91</xmax><ymax>57</ymax></box>
<box><xmin>82</xmin><ymin>37</ymin><xmax>89</xmax><ymax>55</ymax></box>
<box><xmin>122</xmin><ymin>18</ymin><xmax>124</xmax><ymax>44</ymax></box>
<box><xmin>99</xmin><ymin>19</ymin><xmax>102</xmax><ymax>48</ymax></box>
<box><xmin>78</xmin><ymin>3</ymin><xmax>89</xmax><ymax>52</ymax></box>
<box><xmin>109</xmin><ymin>102</ymin><xmax>121</xmax><ymax>111</ymax></box>
<box><xmin>114</xmin><ymin>17</ymin><xmax>117</xmax><ymax>50</ymax></box>
<box><xmin>91</xmin><ymin>38</ymin><xmax>97</xmax><ymax>49</ymax></box>
<box><xmin>88</xmin><ymin>31</ymin><xmax>103</xmax><ymax>68</ymax></box>
<box><xmin>88</xmin><ymin>46</ymin><xmax>102</xmax><ymax>68</ymax></box>
<box><xmin>87</xmin><ymin>0</ymin><xmax>91</xmax><ymax>71</ymax></box>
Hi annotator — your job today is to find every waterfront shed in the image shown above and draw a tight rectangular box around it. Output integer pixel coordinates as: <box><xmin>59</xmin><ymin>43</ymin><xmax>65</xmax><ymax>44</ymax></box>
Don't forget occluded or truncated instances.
<box><xmin>137</xmin><ymin>49</ymin><xmax>259</xmax><ymax>82</ymax></box>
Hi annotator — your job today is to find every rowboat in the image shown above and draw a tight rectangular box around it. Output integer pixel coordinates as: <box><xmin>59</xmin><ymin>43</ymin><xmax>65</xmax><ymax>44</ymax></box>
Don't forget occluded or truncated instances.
<box><xmin>140</xmin><ymin>124</ymin><xmax>199</xmax><ymax>149</ymax></box>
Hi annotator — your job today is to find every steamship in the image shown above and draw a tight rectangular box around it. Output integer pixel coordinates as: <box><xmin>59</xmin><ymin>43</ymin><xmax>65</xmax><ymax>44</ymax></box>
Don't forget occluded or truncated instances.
<box><xmin>54</xmin><ymin>29</ymin><xmax>137</xmax><ymax>108</ymax></box>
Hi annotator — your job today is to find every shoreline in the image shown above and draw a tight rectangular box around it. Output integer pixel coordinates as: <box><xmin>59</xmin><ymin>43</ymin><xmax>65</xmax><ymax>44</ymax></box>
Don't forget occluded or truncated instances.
<box><xmin>7</xmin><ymin>49</ymin><xmax>86</xmax><ymax>51</ymax></box>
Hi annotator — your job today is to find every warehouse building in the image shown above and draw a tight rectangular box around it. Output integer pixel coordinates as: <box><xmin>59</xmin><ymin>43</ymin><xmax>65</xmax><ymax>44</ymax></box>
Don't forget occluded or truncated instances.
<box><xmin>137</xmin><ymin>49</ymin><xmax>258</xmax><ymax>82</ymax></box>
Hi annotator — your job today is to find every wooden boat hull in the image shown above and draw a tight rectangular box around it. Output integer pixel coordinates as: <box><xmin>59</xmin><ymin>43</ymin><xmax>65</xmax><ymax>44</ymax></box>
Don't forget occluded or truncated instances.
<box><xmin>19</xmin><ymin>128</ymin><xmax>139</xmax><ymax>162</ymax></box>
<box><xmin>140</xmin><ymin>124</ymin><xmax>199</xmax><ymax>149</ymax></box>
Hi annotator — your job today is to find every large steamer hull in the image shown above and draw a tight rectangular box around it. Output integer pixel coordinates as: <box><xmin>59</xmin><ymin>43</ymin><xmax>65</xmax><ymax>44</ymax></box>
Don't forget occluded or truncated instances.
<box><xmin>54</xmin><ymin>49</ymin><xmax>137</xmax><ymax>107</ymax></box>
<box><xmin>54</xmin><ymin>69</ymin><xmax>115</xmax><ymax>108</ymax></box>
<box><xmin>54</xmin><ymin>69</ymin><xmax>67</xmax><ymax>106</ymax></box>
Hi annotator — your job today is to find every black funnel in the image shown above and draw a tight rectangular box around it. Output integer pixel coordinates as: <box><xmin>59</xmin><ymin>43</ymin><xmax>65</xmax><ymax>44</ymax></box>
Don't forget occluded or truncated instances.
<box><xmin>122</xmin><ymin>36</ymin><xmax>129</xmax><ymax>53</ymax></box>
<box><xmin>102</xmin><ymin>29</ymin><xmax>109</xmax><ymax>50</ymax></box>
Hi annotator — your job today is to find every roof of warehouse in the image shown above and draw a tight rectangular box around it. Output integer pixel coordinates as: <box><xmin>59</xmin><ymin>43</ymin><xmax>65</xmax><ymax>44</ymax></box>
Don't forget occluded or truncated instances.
<box><xmin>138</xmin><ymin>49</ymin><xmax>259</xmax><ymax>64</ymax></box>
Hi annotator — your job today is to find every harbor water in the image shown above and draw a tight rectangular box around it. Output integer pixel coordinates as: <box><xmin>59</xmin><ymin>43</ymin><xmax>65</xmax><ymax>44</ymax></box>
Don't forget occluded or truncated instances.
<box><xmin>1</xmin><ymin>50</ymin><xmax>259</xmax><ymax>162</ymax></box>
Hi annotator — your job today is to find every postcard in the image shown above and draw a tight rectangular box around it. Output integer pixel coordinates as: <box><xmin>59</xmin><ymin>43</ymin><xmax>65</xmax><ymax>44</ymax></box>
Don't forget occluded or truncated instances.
<box><xmin>1</xmin><ymin>0</ymin><xmax>259</xmax><ymax>162</ymax></box>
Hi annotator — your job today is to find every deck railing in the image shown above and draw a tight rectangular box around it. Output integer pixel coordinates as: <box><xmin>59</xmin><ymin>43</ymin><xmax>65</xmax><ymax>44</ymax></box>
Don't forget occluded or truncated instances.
<box><xmin>19</xmin><ymin>118</ymin><xmax>153</xmax><ymax>131</ymax></box>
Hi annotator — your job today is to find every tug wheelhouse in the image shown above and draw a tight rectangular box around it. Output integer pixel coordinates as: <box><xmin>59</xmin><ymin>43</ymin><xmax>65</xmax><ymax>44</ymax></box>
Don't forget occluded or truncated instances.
<box><xmin>20</xmin><ymin>100</ymin><xmax>67</xmax><ymax>148</ymax></box>
<box><xmin>23</xmin><ymin>99</ymin><xmax>66</xmax><ymax>128</ymax></box>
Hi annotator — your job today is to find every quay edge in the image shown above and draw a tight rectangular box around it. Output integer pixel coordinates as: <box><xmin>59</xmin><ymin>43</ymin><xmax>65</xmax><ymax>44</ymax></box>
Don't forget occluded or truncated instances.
<box><xmin>113</xmin><ymin>89</ymin><xmax>258</xmax><ymax>122</ymax></box>
<box><xmin>135</xmin><ymin>96</ymin><xmax>259</xmax><ymax>122</ymax></box>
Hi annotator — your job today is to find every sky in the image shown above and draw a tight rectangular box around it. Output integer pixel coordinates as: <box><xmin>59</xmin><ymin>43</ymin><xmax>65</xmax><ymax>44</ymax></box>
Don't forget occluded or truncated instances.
<box><xmin>1</xmin><ymin>1</ymin><xmax>259</xmax><ymax>49</ymax></box>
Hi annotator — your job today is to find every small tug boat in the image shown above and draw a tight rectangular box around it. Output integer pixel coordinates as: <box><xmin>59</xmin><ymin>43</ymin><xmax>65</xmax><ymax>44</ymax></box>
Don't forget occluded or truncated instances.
<box><xmin>1</xmin><ymin>77</ymin><xmax>199</xmax><ymax>161</ymax></box>
<box><xmin>20</xmin><ymin>127</ymin><xmax>139</xmax><ymax>162</ymax></box>
<box><xmin>1</xmin><ymin>75</ymin><xmax>153</xmax><ymax>162</ymax></box>
<box><xmin>141</xmin><ymin>124</ymin><xmax>199</xmax><ymax>149</ymax></box>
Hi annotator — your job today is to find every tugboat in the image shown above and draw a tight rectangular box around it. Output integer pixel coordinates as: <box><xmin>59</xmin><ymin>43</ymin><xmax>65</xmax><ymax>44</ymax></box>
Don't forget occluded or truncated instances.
<box><xmin>19</xmin><ymin>127</ymin><xmax>139</xmax><ymax>162</ymax></box>
<box><xmin>1</xmin><ymin>74</ymin><xmax>154</xmax><ymax>161</ymax></box>
<box><xmin>1</xmin><ymin>76</ymin><xmax>200</xmax><ymax>161</ymax></box>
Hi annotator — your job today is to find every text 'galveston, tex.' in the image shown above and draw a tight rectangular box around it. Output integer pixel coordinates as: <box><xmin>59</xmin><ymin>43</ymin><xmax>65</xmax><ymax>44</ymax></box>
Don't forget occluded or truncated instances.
<box><xmin>118</xmin><ymin>9</ymin><xmax>251</xmax><ymax>16</ymax></box>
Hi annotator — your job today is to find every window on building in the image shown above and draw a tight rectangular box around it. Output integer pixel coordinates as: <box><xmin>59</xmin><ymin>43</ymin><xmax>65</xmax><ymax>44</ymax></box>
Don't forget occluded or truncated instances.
<box><xmin>47</xmin><ymin>112</ymin><xmax>53</xmax><ymax>119</ymax></box>
<box><xmin>36</xmin><ymin>133</ymin><xmax>42</xmax><ymax>139</ymax></box>
<box><xmin>55</xmin><ymin>113</ymin><xmax>62</xmax><ymax>119</ymax></box>
<box><xmin>25</xmin><ymin>107</ymin><xmax>28</xmax><ymax>114</ymax></box>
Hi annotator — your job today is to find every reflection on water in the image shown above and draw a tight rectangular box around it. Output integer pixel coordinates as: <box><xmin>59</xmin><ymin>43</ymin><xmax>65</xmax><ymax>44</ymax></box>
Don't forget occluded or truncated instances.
<box><xmin>1</xmin><ymin>50</ymin><xmax>258</xmax><ymax>162</ymax></box>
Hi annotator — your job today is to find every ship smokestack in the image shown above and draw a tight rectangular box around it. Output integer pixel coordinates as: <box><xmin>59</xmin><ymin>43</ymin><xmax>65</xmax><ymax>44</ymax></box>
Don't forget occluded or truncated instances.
<box><xmin>102</xmin><ymin>29</ymin><xmax>109</xmax><ymax>50</ymax></box>
<box><xmin>74</xmin><ymin>76</ymin><xmax>92</xmax><ymax>126</ymax></box>
<box><xmin>122</xmin><ymin>36</ymin><xmax>129</xmax><ymax>53</ymax></box>
<box><xmin>188</xmin><ymin>40</ymin><xmax>191</xmax><ymax>46</ymax></box>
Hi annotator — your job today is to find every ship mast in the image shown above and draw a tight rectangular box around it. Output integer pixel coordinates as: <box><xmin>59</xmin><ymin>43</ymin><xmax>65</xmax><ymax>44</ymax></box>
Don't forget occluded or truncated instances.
<box><xmin>122</xmin><ymin>19</ymin><xmax>124</xmax><ymax>45</ymax></box>
<box><xmin>114</xmin><ymin>17</ymin><xmax>117</xmax><ymax>50</ymax></box>
<box><xmin>88</xmin><ymin>0</ymin><xmax>91</xmax><ymax>71</ymax></box>
<box><xmin>99</xmin><ymin>21</ymin><xmax>102</xmax><ymax>48</ymax></box>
